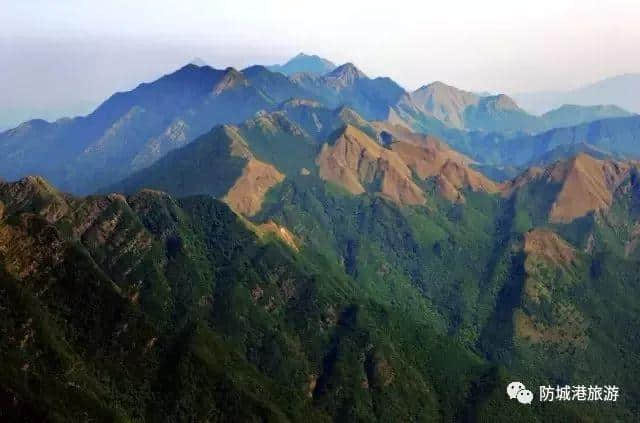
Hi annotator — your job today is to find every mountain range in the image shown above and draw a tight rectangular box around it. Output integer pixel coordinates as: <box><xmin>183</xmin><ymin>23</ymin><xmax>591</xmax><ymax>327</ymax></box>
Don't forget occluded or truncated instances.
<box><xmin>0</xmin><ymin>56</ymin><xmax>636</xmax><ymax>194</ymax></box>
<box><xmin>393</xmin><ymin>81</ymin><xmax>633</xmax><ymax>134</ymax></box>
<box><xmin>2</xmin><ymin>53</ymin><xmax>640</xmax><ymax>422</ymax></box>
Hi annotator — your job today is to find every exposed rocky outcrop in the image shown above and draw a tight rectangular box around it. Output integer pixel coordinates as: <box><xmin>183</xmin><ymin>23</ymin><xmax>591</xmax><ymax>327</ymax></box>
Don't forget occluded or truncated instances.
<box><xmin>548</xmin><ymin>154</ymin><xmax>630</xmax><ymax>223</ymax></box>
<box><xmin>502</xmin><ymin>153</ymin><xmax>633</xmax><ymax>223</ymax></box>
<box><xmin>253</xmin><ymin>221</ymin><xmax>299</xmax><ymax>252</ymax></box>
<box><xmin>316</xmin><ymin>125</ymin><xmax>425</xmax><ymax>205</ymax></box>
<box><xmin>0</xmin><ymin>175</ymin><xmax>70</xmax><ymax>223</ymax></box>
<box><xmin>400</xmin><ymin>81</ymin><xmax>480</xmax><ymax>129</ymax></box>
<box><xmin>379</xmin><ymin>123</ymin><xmax>499</xmax><ymax>202</ymax></box>
<box><xmin>524</xmin><ymin>229</ymin><xmax>575</xmax><ymax>268</ymax></box>
<box><xmin>224</xmin><ymin>159</ymin><xmax>285</xmax><ymax>216</ymax></box>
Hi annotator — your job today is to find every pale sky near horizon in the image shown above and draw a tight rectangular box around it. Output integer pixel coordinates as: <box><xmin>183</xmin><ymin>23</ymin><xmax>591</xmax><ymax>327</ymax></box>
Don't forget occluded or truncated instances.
<box><xmin>1</xmin><ymin>0</ymin><xmax>640</xmax><ymax>127</ymax></box>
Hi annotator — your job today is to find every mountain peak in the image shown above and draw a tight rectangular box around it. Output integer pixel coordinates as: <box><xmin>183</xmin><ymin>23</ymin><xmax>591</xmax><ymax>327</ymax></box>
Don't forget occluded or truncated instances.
<box><xmin>547</xmin><ymin>153</ymin><xmax>630</xmax><ymax>223</ymax></box>
<box><xmin>0</xmin><ymin>175</ymin><xmax>69</xmax><ymax>223</ymax></box>
<box><xmin>293</xmin><ymin>52</ymin><xmax>318</xmax><ymax>60</ymax></box>
<box><xmin>159</xmin><ymin>63</ymin><xmax>226</xmax><ymax>94</ymax></box>
<box><xmin>324</xmin><ymin>63</ymin><xmax>367</xmax><ymax>90</ymax></box>
<box><xmin>212</xmin><ymin>67</ymin><xmax>249</xmax><ymax>94</ymax></box>
<box><xmin>190</xmin><ymin>57</ymin><xmax>208</xmax><ymax>67</ymax></box>
<box><xmin>421</xmin><ymin>80</ymin><xmax>457</xmax><ymax>91</ymax></box>
<box><xmin>375</xmin><ymin>123</ymin><xmax>499</xmax><ymax>202</ymax></box>
<box><xmin>318</xmin><ymin>124</ymin><xmax>426</xmax><ymax>205</ymax></box>
<box><xmin>405</xmin><ymin>82</ymin><xmax>479</xmax><ymax>129</ymax></box>
<box><xmin>481</xmin><ymin>94</ymin><xmax>520</xmax><ymax>111</ymax></box>
<box><xmin>329</xmin><ymin>63</ymin><xmax>367</xmax><ymax>79</ymax></box>
<box><xmin>505</xmin><ymin>153</ymin><xmax>632</xmax><ymax>223</ymax></box>
<box><xmin>241</xmin><ymin>64</ymin><xmax>269</xmax><ymax>74</ymax></box>
<box><xmin>267</xmin><ymin>53</ymin><xmax>336</xmax><ymax>76</ymax></box>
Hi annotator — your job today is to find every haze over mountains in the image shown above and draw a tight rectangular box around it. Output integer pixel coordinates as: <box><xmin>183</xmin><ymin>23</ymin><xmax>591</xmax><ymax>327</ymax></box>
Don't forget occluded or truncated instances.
<box><xmin>1</xmin><ymin>53</ymin><xmax>637</xmax><ymax>194</ymax></box>
<box><xmin>514</xmin><ymin>73</ymin><xmax>640</xmax><ymax>115</ymax></box>
<box><xmin>3</xmin><ymin>52</ymin><xmax>640</xmax><ymax>421</ymax></box>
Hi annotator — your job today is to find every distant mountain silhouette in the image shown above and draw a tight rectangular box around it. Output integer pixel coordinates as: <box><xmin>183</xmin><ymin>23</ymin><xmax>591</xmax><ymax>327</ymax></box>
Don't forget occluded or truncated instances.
<box><xmin>267</xmin><ymin>52</ymin><xmax>336</xmax><ymax>76</ymax></box>
<box><xmin>514</xmin><ymin>73</ymin><xmax>640</xmax><ymax>114</ymax></box>
<box><xmin>0</xmin><ymin>59</ymin><xmax>635</xmax><ymax>195</ymax></box>
<box><xmin>0</xmin><ymin>63</ymin><xmax>309</xmax><ymax>193</ymax></box>
<box><xmin>291</xmin><ymin>62</ymin><xmax>406</xmax><ymax>120</ymax></box>
<box><xmin>392</xmin><ymin>81</ymin><xmax>631</xmax><ymax>134</ymax></box>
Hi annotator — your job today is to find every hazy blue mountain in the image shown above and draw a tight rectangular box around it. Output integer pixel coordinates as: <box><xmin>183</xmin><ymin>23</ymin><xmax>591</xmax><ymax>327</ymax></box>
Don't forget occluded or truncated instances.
<box><xmin>276</xmin><ymin>98</ymin><xmax>378</xmax><ymax>140</ymax></box>
<box><xmin>525</xmin><ymin>142</ymin><xmax>622</xmax><ymax>167</ymax></box>
<box><xmin>291</xmin><ymin>63</ymin><xmax>406</xmax><ymax>120</ymax></box>
<box><xmin>267</xmin><ymin>52</ymin><xmax>336</xmax><ymax>76</ymax></box>
<box><xmin>514</xmin><ymin>73</ymin><xmax>640</xmax><ymax>114</ymax></box>
<box><xmin>463</xmin><ymin>94</ymin><xmax>544</xmax><ymax>133</ymax></box>
<box><xmin>0</xmin><ymin>59</ymin><xmax>405</xmax><ymax>195</ymax></box>
<box><xmin>490</xmin><ymin>115</ymin><xmax>640</xmax><ymax>166</ymax></box>
<box><xmin>425</xmin><ymin>114</ymin><xmax>640</xmax><ymax>177</ymax></box>
<box><xmin>0</xmin><ymin>101</ymin><xmax>97</xmax><ymax>132</ymax></box>
<box><xmin>105</xmin><ymin>111</ymin><xmax>317</xmax><ymax>197</ymax></box>
<box><xmin>392</xmin><ymin>81</ymin><xmax>480</xmax><ymax>129</ymax></box>
<box><xmin>0</xmin><ymin>63</ymin><xmax>311</xmax><ymax>194</ymax></box>
<box><xmin>541</xmin><ymin>104</ymin><xmax>633</xmax><ymax>128</ymax></box>
<box><xmin>392</xmin><ymin>81</ymin><xmax>632</xmax><ymax>135</ymax></box>
<box><xmin>241</xmin><ymin>64</ymin><xmax>312</xmax><ymax>103</ymax></box>
<box><xmin>1</xmin><ymin>59</ymin><xmax>637</xmax><ymax>198</ymax></box>
<box><xmin>393</xmin><ymin>82</ymin><xmax>546</xmax><ymax>133</ymax></box>
<box><xmin>474</xmin><ymin>142</ymin><xmax>625</xmax><ymax>181</ymax></box>
<box><xmin>470</xmin><ymin>163</ymin><xmax>522</xmax><ymax>182</ymax></box>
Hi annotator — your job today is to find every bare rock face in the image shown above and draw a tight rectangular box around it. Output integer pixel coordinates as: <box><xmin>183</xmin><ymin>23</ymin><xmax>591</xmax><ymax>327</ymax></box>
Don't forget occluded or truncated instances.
<box><xmin>0</xmin><ymin>213</ymin><xmax>66</xmax><ymax>280</ymax></box>
<box><xmin>486</xmin><ymin>94</ymin><xmax>519</xmax><ymax>111</ymax></box>
<box><xmin>500</xmin><ymin>166</ymin><xmax>545</xmax><ymax>197</ymax></box>
<box><xmin>0</xmin><ymin>175</ymin><xmax>70</xmax><ymax>223</ymax></box>
<box><xmin>548</xmin><ymin>154</ymin><xmax>630</xmax><ymax>223</ymax></box>
<box><xmin>524</xmin><ymin>229</ymin><xmax>576</xmax><ymax>268</ymax></box>
<box><xmin>324</xmin><ymin>63</ymin><xmax>367</xmax><ymax>91</ymax></box>
<box><xmin>253</xmin><ymin>221</ymin><xmax>299</xmax><ymax>252</ymax></box>
<box><xmin>224</xmin><ymin>159</ymin><xmax>285</xmax><ymax>216</ymax></box>
<box><xmin>380</xmin><ymin>123</ymin><xmax>499</xmax><ymax>203</ymax></box>
<box><xmin>223</xmin><ymin>125</ymin><xmax>253</xmax><ymax>160</ymax></box>
<box><xmin>502</xmin><ymin>153</ymin><xmax>632</xmax><ymax>223</ymax></box>
<box><xmin>402</xmin><ymin>81</ymin><xmax>480</xmax><ymax>129</ymax></box>
<box><xmin>316</xmin><ymin>125</ymin><xmax>425</xmax><ymax>206</ymax></box>
<box><xmin>131</xmin><ymin>119</ymin><xmax>190</xmax><ymax>172</ymax></box>
<box><xmin>212</xmin><ymin>67</ymin><xmax>249</xmax><ymax>95</ymax></box>
<box><xmin>316</xmin><ymin>124</ymin><xmax>501</xmax><ymax>206</ymax></box>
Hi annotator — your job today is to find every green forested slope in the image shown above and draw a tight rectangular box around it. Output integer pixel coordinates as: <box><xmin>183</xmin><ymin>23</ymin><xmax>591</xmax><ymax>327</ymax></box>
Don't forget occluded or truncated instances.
<box><xmin>0</xmin><ymin>177</ymin><xmax>557</xmax><ymax>422</ymax></box>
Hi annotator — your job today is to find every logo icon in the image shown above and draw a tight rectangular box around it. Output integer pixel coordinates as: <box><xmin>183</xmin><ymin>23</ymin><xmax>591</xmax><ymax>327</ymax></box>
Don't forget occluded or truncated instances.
<box><xmin>507</xmin><ymin>381</ymin><xmax>533</xmax><ymax>405</ymax></box>
<box><xmin>517</xmin><ymin>389</ymin><xmax>534</xmax><ymax>404</ymax></box>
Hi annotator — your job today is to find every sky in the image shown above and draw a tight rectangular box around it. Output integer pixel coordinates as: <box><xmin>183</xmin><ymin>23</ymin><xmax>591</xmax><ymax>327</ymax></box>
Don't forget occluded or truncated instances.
<box><xmin>1</xmin><ymin>0</ymin><xmax>640</xmax><ymax>128</ymax></box>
